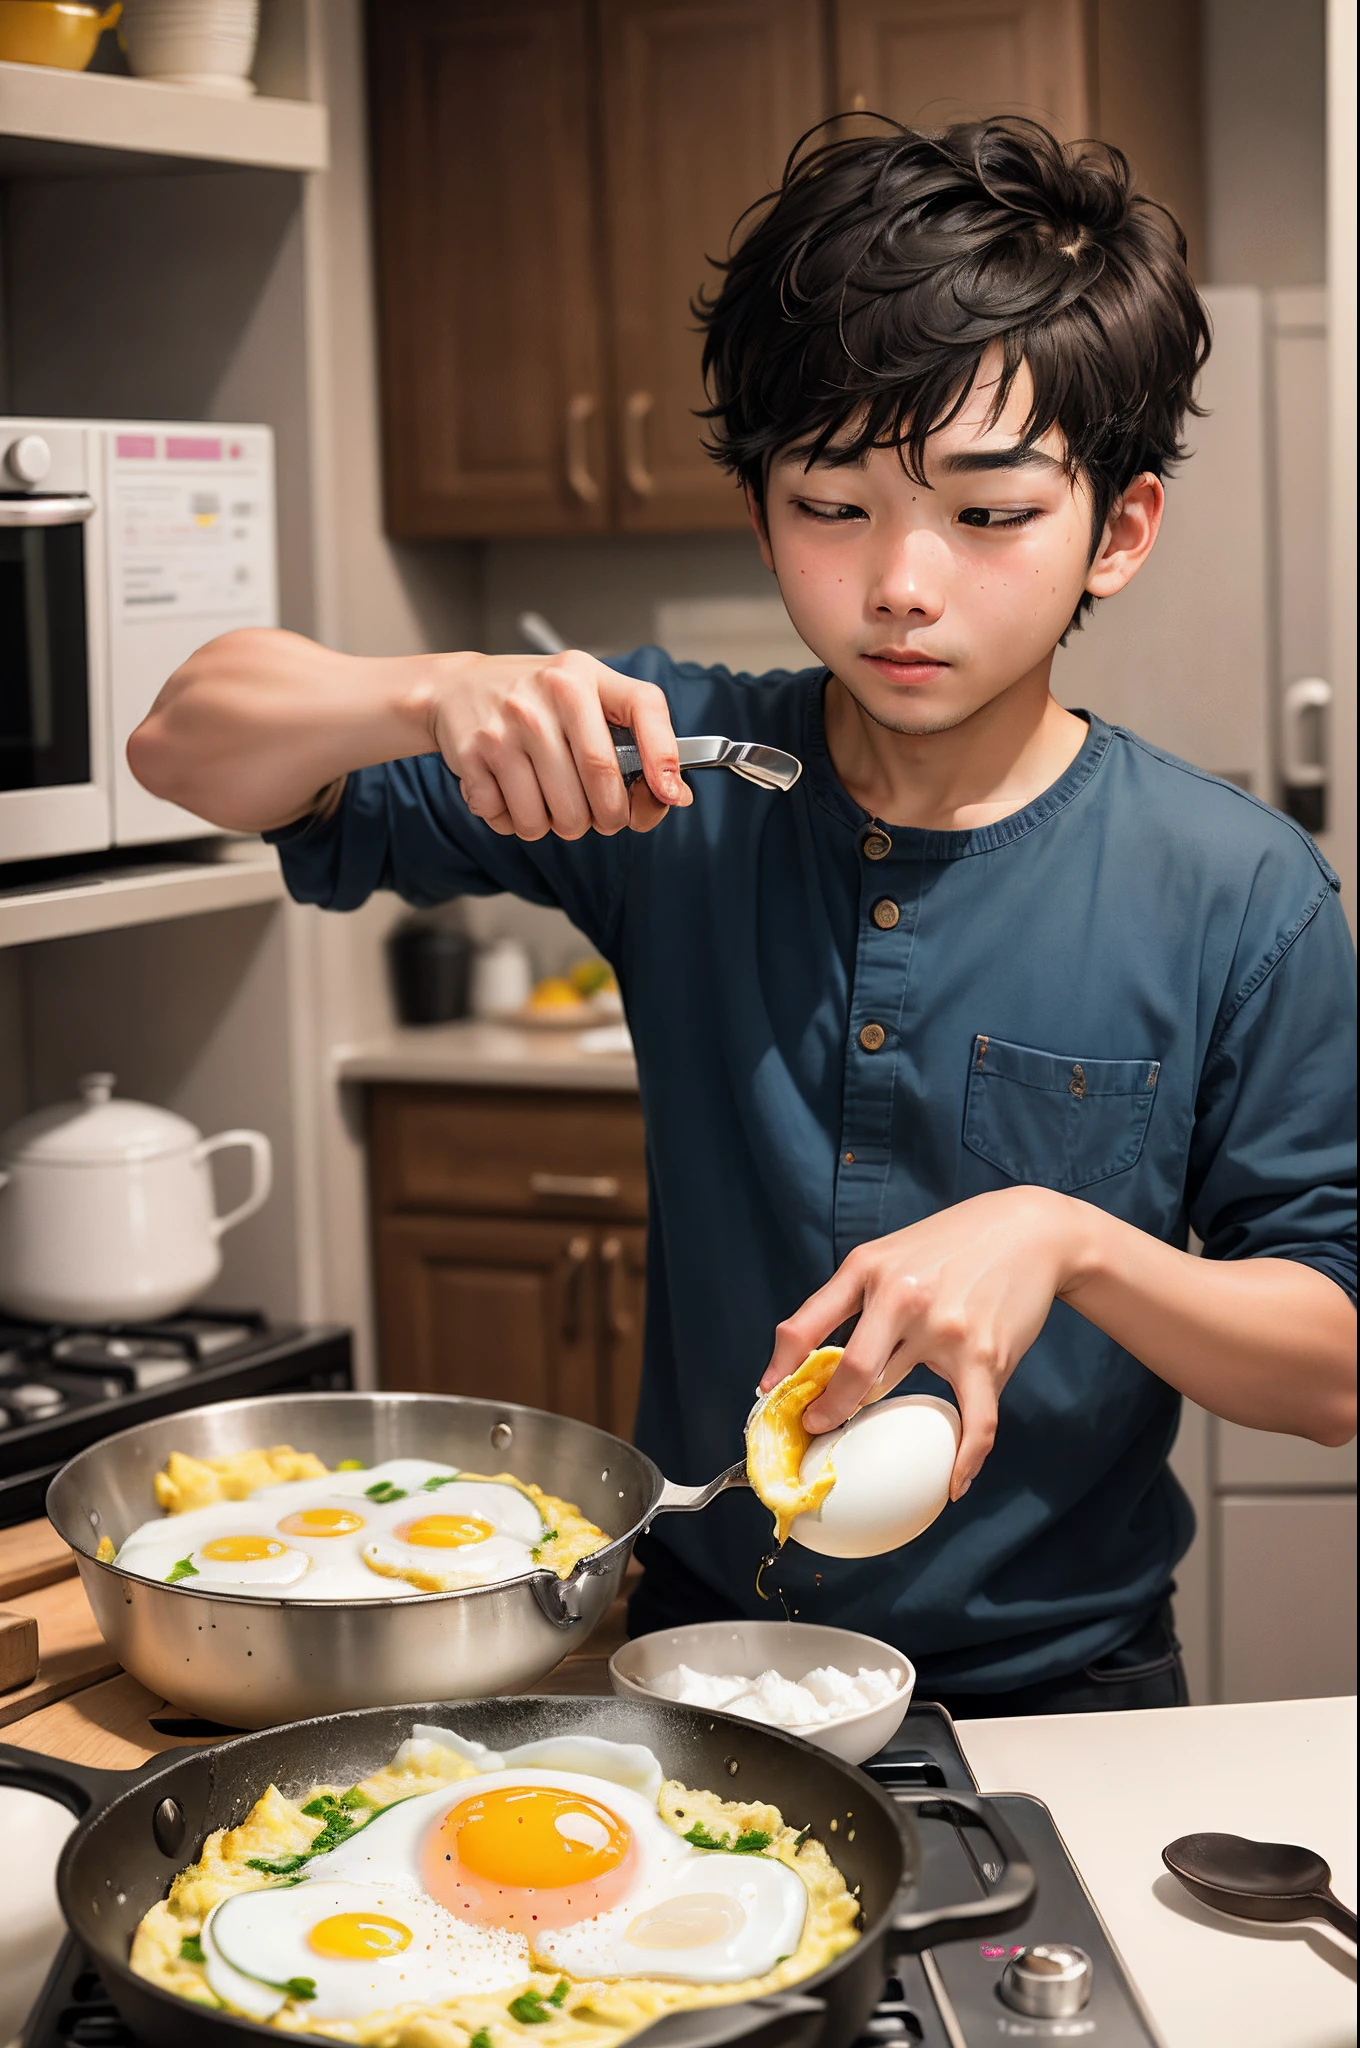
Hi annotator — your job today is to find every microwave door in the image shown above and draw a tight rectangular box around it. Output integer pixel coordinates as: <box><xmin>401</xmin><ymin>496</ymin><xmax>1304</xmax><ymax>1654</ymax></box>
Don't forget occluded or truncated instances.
<box><xmin>0</xmin><ymin>488</ymin><xmax>109</xmax><ymax>864</ymax></box>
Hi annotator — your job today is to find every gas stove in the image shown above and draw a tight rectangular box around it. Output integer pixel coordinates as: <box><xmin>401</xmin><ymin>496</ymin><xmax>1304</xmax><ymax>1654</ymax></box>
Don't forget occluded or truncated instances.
<box><xmin>0</xmin><ymin>1310</ymin><xmax>353</xmax><ymax>1526</ymax></box>
<box><xmin>20</xmin><ymin>1708</ymin><xmax>1158</xmax><ymax>2048</ymax></box>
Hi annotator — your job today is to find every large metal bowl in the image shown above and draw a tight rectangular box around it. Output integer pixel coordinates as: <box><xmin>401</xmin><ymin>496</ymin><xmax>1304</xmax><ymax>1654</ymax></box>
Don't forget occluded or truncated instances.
<box><xmin>46</xmin><ymin>1390</ymin><xmax>736</xmax><ymax>1729</ymax></box>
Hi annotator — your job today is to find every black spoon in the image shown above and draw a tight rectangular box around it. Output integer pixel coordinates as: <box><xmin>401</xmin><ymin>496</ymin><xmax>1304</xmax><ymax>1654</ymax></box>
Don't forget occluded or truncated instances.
<box><xmin>1163</xmin><ymin>1832</ymin><xmax>1358</xmax><ymax>1941</ymax></box>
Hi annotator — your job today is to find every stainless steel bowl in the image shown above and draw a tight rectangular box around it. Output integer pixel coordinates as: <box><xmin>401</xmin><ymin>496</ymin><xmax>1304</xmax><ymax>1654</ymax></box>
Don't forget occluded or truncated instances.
<box><xmin>47</xmin><ymin>1390</ymin><xmax>741</xmax><ymax>1729</ymax></box>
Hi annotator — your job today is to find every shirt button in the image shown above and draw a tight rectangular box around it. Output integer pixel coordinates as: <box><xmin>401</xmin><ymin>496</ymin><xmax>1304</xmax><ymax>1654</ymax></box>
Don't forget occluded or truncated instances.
<box><xmin>859</xmin><ymin>1022</ymin><xmax>887</xmax><ymax>1052</ymax></box>
<box><xmin>863</xmin><ymin>831</ymin><xmax>891</xmax><ymax>861</ymax></box>
<box><xmin>871</xmin><ymin>897</ymin><xmax>900</xmax><ymax>930</ymax></box>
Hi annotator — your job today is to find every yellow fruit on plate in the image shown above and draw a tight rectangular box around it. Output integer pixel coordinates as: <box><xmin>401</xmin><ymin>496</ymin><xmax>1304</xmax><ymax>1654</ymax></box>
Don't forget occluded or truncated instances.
<box><xmin>527</xmin><ymin>976</ymin><xmax>588</xmax><ymax>1012</ymax></box>
<box><xmin>745</xmin><ymin>1346</ymin><xmax>843</xmax><ymax>1545</ymax></box>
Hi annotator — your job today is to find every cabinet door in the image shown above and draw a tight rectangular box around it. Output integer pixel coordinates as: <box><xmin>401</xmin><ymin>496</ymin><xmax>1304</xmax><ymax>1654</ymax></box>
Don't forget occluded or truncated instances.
<box><xmin>832</xmin><ymin>0</ymin><xmax>1090</xmax><ymax>137</ymax></box>
<box><xmin>375</xmin><ymin>1215</ymin><xmax>601</xmax><ymax>1424</ymax></box>
<box><xmin>1217</xmin><ymin>1495</ymin><xmax>1358</xmax><ymax>1703</ymax></box>
<box><xmin>367</xmin><ymin>0</ymin><xmax>610</xmax><ymax>538</ymax></box>
<box><xmin>599</xmin><ymin>0</ymin><xmax>826</xmax><ymax>532</ymax></box>
<box><xmin>600</xmin><ymin>1226</ymin><xmax>648</xmax><ymax>1441</ymax></box>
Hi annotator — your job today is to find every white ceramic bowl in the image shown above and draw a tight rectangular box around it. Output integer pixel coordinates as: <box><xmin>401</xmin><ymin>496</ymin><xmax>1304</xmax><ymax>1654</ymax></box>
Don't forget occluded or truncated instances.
<box><xmin>609</xmin><ymin>1618</ymin><xmax>914</xmax><ymax>1767</ymax></box>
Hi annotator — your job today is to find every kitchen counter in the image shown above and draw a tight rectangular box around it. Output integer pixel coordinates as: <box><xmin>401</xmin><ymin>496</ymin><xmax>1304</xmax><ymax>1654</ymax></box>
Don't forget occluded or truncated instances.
<box><xmin>959</xmin><ymin>1696</ymin><xmax>1357</xmax><ymax>2048</ymax></box>
<box><xmin>335</xmin><ymin>1019</ymin><xmax>639</xmax><ymax>1092</ymax></box>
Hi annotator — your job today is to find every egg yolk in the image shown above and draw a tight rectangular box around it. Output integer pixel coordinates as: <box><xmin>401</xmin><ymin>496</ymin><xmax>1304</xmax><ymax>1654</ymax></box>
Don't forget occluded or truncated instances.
<box><xmin>277</xmin><ymin>1508</ymin><xmax>365</xmax><ymax>1537</ymax></box>
<box><xmin>443</xmin><ymin>1787</ymin><xmax>629</xmax><ymax>1887</ymax></box>
<box><xmin>424</xmin><ymin>1786</ymin><xmax>636</xmax><ymax>1929</ymax></box>
<box><xmin>198</xmin><ymin>1535</ymin><xmax>287</xmax><ymax>1564</ymax></box>
<box><xmin>308</xmin><ymin>1911</ymin><xmax>411</xmax><ymax>1960</ymax></box>
<box><xmin>395</xmin><ymin>1513</ymin><xmax>496</xmax><ymax>1549</ymax></box>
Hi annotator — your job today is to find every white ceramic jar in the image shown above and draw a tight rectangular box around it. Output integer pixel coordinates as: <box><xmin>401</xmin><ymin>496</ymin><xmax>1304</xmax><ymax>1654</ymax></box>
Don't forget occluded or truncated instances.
<box><xmin>120</xmin><ymin>0</ymin><xmax>259</xmax><ymax>97</ymax></box>
<box><xmin>0</xmin><ymin>1073</ymin><xmax>272</xmax><ymax>1324</ymax></box>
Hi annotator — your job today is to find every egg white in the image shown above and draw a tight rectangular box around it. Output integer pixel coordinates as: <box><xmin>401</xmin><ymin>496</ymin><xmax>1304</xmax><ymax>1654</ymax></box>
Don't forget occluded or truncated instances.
<box><xmin>204</xmin><ymin>1877</ymin><xmax>527</xmax><ymax>2021</ymax></box>
<box><xmin>310</xmin><ymin>1763</ymin><xmax>805</xmax><ymax>1983</ymax></box>
<box><xmin>538</xmin><ymin>1851</ymin><xmax>807</xmax><ymax>1984</ymax></box>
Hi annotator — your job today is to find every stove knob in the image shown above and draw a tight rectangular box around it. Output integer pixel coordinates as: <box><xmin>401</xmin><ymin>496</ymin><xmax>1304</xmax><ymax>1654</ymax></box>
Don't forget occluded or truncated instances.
<box><xmin>999</xmin><ymin>1944</ymin><xmax>1093</xmax><ymax>2018</ymax></box>
<box><xmin>5</xmin><ymin>433</ymin><xmax>52</xmax><ymax>485</ymax></box>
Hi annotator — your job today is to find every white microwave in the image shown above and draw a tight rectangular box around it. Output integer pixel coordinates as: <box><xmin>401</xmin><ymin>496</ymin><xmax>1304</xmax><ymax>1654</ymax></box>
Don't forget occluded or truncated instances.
<box><xmin>0</xmin><ymin>417</ymin><xmax>277</xmax><ymax>864</ymax></box>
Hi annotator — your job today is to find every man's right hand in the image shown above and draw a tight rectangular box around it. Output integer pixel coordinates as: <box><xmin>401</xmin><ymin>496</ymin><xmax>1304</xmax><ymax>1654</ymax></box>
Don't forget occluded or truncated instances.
<box><xmin>428</xmin><ymin>647</ymin><xmax>691</xmax><ymax>840</ymax></box>
<box><xmin>128</xmin><ymin>629</ymin><xmax>691</xmax><ymax>839</ymax></box>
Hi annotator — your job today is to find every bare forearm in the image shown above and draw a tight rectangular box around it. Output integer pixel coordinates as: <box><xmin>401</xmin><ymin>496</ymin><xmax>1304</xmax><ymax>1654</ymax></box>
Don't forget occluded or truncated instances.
<box><xmin>128</xmin><ymin>629</ymin><xmax>445</xmax><ymax>832</ymax></box>
<box><xmin>1060</xmin><ymin>1201</ymin><xmax>1357</xmax><ymax>1445</ymax></box>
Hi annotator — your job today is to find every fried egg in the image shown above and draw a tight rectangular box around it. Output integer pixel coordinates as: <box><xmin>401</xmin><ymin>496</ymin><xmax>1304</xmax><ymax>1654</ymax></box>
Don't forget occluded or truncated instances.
<box><xmin>362</xmin><ymin>1480</ymin><xmax>547</xmax><ymax>1592</ymax></box>
<box><xmin>309</xmin><ymin>1758</ymin><xmax>807</xmax><ymax>1982</ymax></box>
<box><xmin>113</xmin><ymin>1456</ymin><xmax>609</xmax><ymax>1600</ymax></box>
<box><xmin>203</xmin><ymin>1878</ymin><xmax>527</xmax><ymax>2022</ymax></box>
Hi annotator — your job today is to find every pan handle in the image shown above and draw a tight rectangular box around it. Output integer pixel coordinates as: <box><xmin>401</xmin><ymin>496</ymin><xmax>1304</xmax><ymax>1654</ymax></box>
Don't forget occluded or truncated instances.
<box><xmin>650</xmin><ymin>1461</ymin><xmax>749</xmax><ymax>1518</ymax></box>
<box><xmin>887</xmin><ymin>1791</ymin><xmax>1036</xmax><ymax>1950</ymax></box>
<box><xmin>0</xmin><ymin>1742</ymin><xmax>131</xmax><ymax>1820</ymax></box>
<box><xmin>635</xmin><ymin>1993</ymin><xmax>825</xmax><ymax>2048</ymax></box>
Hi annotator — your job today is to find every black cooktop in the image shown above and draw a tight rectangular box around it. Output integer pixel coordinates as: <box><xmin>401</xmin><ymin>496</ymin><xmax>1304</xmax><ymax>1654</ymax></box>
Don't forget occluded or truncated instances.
<box><xmin>0</xmin><ymin>1312</ymin><xmax>353</xmax><ymax>1526</ymax></box>
<box><xmin>20</xmin><ymin>1706</ymin><xmax>1158</xmax><ymax>2048</ymax></box>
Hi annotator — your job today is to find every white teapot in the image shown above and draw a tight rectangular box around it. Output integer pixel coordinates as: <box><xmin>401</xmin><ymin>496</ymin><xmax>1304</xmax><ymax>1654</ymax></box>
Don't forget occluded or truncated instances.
<box><xmin>0</xmin><ymin>1073</ymin><xmax>272</xmax><ymax>1324</ymax></box>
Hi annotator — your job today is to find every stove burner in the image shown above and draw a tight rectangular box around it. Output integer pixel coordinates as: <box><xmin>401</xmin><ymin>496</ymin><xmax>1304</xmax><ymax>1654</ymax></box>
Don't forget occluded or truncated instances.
<box><xmin>0</xmin><ymin>1311</ymin><xmax>352</xmax><ymax>1528</ymax></box>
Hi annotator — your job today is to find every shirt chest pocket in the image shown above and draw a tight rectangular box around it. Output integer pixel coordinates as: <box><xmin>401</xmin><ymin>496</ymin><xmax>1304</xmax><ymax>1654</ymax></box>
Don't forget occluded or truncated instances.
<box><xmin>963</xmin><ymin>1034</ymin><xmax>1162</xmax><ymax>1194</ymax></box>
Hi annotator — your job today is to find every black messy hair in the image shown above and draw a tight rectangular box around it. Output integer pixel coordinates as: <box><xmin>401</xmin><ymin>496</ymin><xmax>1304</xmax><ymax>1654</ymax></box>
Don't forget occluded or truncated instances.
<box><xmin>698</xmin><ymin>117</ymin><xmax>1211</xmax><ymax>627</ymax></box>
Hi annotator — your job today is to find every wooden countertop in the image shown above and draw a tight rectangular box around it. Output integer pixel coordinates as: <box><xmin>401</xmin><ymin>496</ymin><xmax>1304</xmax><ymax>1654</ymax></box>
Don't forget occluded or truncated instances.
<box><xmin>0</xmin><ymin>1517</ymin><xmax>631</xmax><ymax>1773</ymax></box>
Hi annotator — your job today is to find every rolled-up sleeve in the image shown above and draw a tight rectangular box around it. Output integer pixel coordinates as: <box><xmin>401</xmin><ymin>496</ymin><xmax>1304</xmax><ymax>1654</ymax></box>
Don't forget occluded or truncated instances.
<box><xmin>266</xmin><ymin>753</ymin><xmax>633</xmax><ymax>958</ymax></box>
<box><xmin>1189</xmin><ymin>881</ymin><xmax>1358</xmax><ymax>1303</ymax></box>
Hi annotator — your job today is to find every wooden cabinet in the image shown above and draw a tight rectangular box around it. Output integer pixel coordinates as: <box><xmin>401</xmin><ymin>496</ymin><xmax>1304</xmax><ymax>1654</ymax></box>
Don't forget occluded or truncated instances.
<box><xmin>369</xmin><ymin>1086</ymin><xmax>648</xmax><ymax>1439</ymax></box>
<box><xmin>833</xmin><ymin>0</ymin><xmax>1090</xmax><ymax>138</ymax></box>
<box><xmin>832</xmin><ymin>0</ymin><xmax>1204</xmax><ymax>273</ymax></box>
<box><xmin>367</xmin><ymin>0</ymin><xmax>609</xmax><ymax>538</ymax></box>
<box><xmin>599</xmin><ymin>0</ymin><xmax>825</xmax><ymax>532</ymax></box>
<box><xmin>367</xmin><ymin>0</ymin><xmax>1204</xmax><ymax>540</ymax></box>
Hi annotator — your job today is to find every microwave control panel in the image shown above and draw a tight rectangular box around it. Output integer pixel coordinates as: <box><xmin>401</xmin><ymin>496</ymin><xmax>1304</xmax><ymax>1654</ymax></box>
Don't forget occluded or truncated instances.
<box><xmin>104</xmin><ymin>424</ymin><xmax>278</xmax><ymax>845</ymax></box>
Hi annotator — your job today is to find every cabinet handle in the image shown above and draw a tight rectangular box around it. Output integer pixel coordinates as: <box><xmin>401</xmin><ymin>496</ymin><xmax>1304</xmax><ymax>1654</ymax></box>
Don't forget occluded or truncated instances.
<box><xmin>622</xmin><ymin>390</ymin><xmax>656</xmax><ymax>497</ymax></box>
<box><xmin>600</xmin><ymin>1235</ymin><xmax>633</xmax><ymax>1339</ymax></box>
<box><xmin>531</xmin><ymin>1172</ymin><xmax>620</xmax><ymax>1200</ymax></box>
<box><xmin>564</xmin><ymin>393</ymin><xmax>601</xmax><ymax>505</ymax></box>
<box><xmin>562</xmin><ymin>1232</ymin><xmax>591</xmax><ymax>1344</ymax></box>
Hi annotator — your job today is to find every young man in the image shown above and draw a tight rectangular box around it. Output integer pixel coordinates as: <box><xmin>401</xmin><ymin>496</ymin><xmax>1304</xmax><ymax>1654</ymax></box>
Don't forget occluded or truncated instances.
<box><xmin>130</xmin><ymin>120</ymin><xmax>1356</xmax><ymax>1716</ymax></box>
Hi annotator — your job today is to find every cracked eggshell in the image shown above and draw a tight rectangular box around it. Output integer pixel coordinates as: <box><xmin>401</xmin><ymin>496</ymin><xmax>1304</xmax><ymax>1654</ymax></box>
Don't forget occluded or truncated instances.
<box><xmin>789</xmin><ymin>1394</ymin><xmax>961</xmax><ymax>1558</ymax></box>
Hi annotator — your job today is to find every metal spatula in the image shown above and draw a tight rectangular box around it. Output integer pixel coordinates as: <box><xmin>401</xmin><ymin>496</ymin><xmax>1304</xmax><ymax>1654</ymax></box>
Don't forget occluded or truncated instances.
<box><xmin>610</xmin><ymin>725</ymin><xmax>803</xmax><ymax>793</ymax></box>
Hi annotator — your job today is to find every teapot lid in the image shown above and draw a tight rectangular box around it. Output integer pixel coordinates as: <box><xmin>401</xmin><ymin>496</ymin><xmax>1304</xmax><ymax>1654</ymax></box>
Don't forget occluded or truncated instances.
<box><xmin>0</xmin><ymin>1074</ymin><xmax>202</xmax><ymax>1165</ymax></box>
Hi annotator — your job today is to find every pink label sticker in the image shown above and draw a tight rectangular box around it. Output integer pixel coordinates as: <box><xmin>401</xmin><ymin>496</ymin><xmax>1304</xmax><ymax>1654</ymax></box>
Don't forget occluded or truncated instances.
<box><xmin>115</xmin><ymin>434</ymin><xmax>157</xmax><ymax>460</ymax></box>
<box><xmin>166</xmin><ymin>436</ymin><xmax>221</xmax><ymax>461</ymax></box>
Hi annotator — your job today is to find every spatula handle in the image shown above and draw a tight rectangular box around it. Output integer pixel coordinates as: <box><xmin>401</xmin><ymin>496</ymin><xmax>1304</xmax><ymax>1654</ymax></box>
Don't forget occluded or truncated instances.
<box><xmin>1318</xmin><ymin>1888</ymin><xmax>1358</xmax><ymax>1941</ymax></box>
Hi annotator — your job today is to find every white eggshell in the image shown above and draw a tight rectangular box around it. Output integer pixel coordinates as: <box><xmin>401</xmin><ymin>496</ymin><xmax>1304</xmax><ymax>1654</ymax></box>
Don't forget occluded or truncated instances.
<box><xmin>788</xmin><ymin>1394</ymin><xmax>961</xmax><ymax>1558</ymax></box>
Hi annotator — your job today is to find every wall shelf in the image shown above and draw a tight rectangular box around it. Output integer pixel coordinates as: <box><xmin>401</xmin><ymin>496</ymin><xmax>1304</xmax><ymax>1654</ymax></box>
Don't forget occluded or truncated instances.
<box><xmin>0</xmin><ymin>846</ymin><xmax>285</xmax><ymax>948</ymax></box>
<box><xmin>0</xmin><ymin>60</ymin><xmax>327</xmax><ymax>177</ymax></box>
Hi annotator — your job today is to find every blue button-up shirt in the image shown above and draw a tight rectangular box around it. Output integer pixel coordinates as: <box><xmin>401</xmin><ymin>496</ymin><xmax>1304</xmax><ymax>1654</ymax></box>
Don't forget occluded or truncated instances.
<box><xmin>271</xmin><ymin>652</ymin><xmax>1357</xmax><ymax>1690</ymax></box>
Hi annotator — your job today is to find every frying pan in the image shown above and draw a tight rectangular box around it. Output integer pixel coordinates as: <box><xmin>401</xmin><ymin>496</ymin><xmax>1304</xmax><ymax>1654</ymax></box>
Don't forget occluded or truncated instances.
<box><xmin>0</xmin><ymin>1695</ymin><xmax>1034</xmax><ymax>2048</ymax></box>
<box><xmin>45</xmin><ymin>1391</ymin><xmax>747</xmax><ymax>1727</ymax></box>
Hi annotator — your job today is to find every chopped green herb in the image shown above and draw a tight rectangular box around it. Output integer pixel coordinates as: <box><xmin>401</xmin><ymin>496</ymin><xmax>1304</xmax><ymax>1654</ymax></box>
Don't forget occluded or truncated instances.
<box><xmin>421</xmin><ymin>1473</ymin><xmax>464</xmax><ymax>1491</ymax></box>
<box><xmin>470</xmin><ymin>2032</ymin><xmax>494</xmax><ymax>2048</ymax></box>
<box><xmin>340</xmin><ymin>1786</ymin><xmax>374</xmax><ymax>1811</ymax></box>
<box><xmin>531</xmin><ymin>1529</ymin><xmax>559</xmax><ymax>1559</ymax></box>
<box><xmin>245</xmin><ymin>1853</ymin><xmax>310</xmax><ymax>1876</ymax></box>
<box><xmin>298</xmin><ymin>1793</ymin><xmax>361</xmax><ymax>1855</ymax></box>
<box><xmin>508</xmin><ymin>1980</ymin><xmax>570</xmax><ymax>2024</ymax></box>
<box><xmin>336</xmin><ymin>1459</ymin><xmax>365</xmax><ymax>1471</ymax></box>
<box><xmin>365</xmin><ymin>1480</ymin><xmax>407</xmax><ymax>1503</ymax></box>
<box><xmin>165</xmin><ymin>1556</ymin><xmax>199</xmax><ymax>1584</ymax></box>
<box><xmin>179</xmin><ymin>1934</ymin><xmax>206</xmax><ymax>1964</ymax></box>
<box><xmin>683</xmin><ymin>1823</ymin><xmax>773</xmax><ymax>1854</ymax></box>
<box><xmin>283</xmin><ymin>1977</ymin><xmax>318</xmax><ymax>2002</ymax></box>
